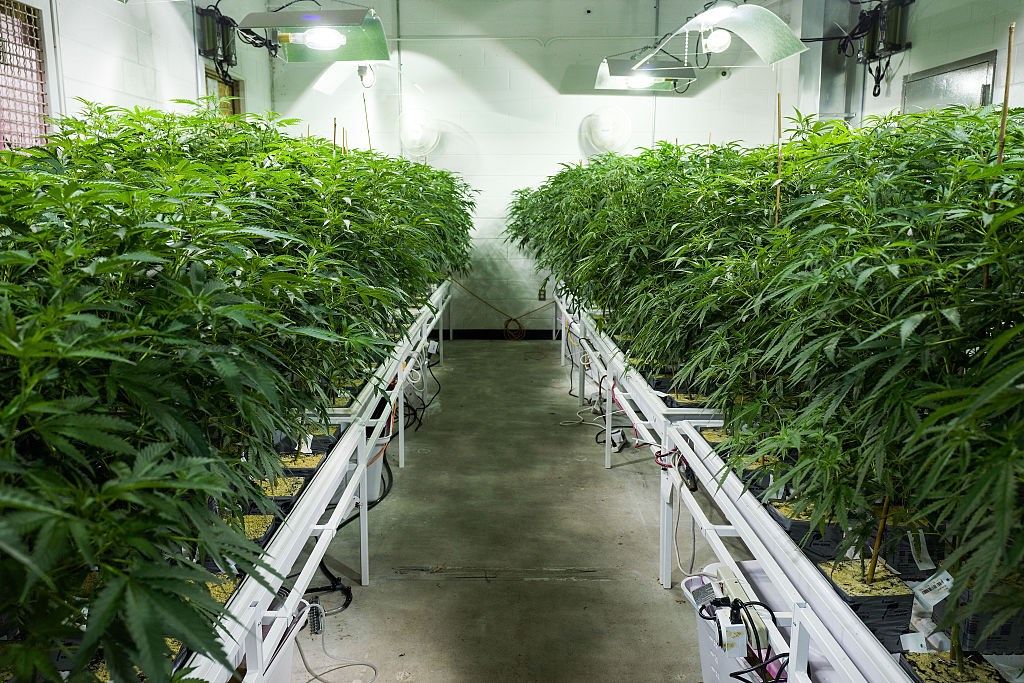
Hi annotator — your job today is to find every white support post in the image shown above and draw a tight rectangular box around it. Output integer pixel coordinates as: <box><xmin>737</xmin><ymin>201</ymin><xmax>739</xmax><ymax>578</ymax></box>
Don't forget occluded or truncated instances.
<box><xmin>241</xmin><ymin>611</ymin><xmax>264</xmax><ymax>682</ymax></box>
<box><xmin>358</xmin><ymin>433</ymin><xmax>370</xmax><ymax>586</ymax></box>
<box><xmin>560</xmin><ymin>312</ymin><xmax>567</xmax><ymax>367</ymax></box>
<box><xmin>439</xmin><ymin>303</ymin><xmax>445</xmax><ymax>366</ymax></box>
<box><xmin>418</xmin><ymin>349</ymin><xmax>427</xmax><ymax>406</ymax></box>
<box><xmin>789</xmin><ymin>603</ymin><xmax>813</xmax><ymax>682</ymax></box>
<box><xmin>552</xmin><ymin>300</ymin><xmax>558</xmax><ymax>340</ymax></box>
<box><xmin>448</xmin><ymin>299</ymin><xmax>454</xmax><ymax>341</ymax></box>
<box><xmin>577</xmin><ymin>344</ymin><xmax>586</xmax><ymax>407</ymax></box>
<box><xmin>398</xmin><ymin>376</ymin><xmax>406</xmax><ymax>469</ymax></box>
<box><xmin>660</xmin><ymin>469</ymin><xmax>675</xmax><ymax>589</ymax></box>
<box><xmin>604</xmin><ymin>374</ymin><xmax>614</xmax><ymax>469</ymax></box>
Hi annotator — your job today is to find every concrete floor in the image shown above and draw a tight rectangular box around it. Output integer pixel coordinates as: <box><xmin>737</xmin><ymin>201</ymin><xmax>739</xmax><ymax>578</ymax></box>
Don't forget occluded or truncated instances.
<box><xmin>292</xmin><ymin>340</ymin><xmax>713</xmax><ymax>682</ymax></box>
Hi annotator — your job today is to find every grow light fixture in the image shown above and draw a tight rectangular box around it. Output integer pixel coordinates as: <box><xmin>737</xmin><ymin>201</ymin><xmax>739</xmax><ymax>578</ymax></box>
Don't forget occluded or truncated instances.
<box><xmin>595</xmin><ymin>58</ymin><xmax>697</xmax><ymax>92</ymax></box>
<box><xmin>635</xmin><ymin>2</ymin><xmax>806</xmax><ymax>69</ymax></box>
<box><xmin>238</xmin><ymin>9</ymin><xmax>389</xmax><ymax>62</ymax></box>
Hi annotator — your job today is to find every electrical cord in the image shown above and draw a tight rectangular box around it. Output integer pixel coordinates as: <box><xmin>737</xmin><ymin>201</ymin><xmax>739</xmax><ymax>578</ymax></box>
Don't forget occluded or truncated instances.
<box><xmin>728</xmin><ymin>651</ymin><xmax>789</xmax><ymax>683</ymax></box>
<box><xmin>297</xmin><ymin>603</ymin><xmax>379</xmax><ymax>683</ymax></box>
<box><xmin>868</xmin><ymin>54</ymin><xmax>892</xmax><ymax>97</ymax></box>
<box><xmin>452</xmin><ymin>280</ymin><xmax>553</xmax><ymax>340</ymax></box>
<box><xmin>801</xmin><ymin>6</ymin><xmax>877</xmax><ymax>58</ymax></box>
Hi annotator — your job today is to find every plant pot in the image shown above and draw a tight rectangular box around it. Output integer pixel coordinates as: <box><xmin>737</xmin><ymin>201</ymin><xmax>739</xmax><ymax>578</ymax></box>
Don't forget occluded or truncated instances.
<box><xmin>280</xmin><ymin>451</ymin><xmax>326</xmax><ymax>477</ymax></box>
<box><xmin>698</xmin><ymin>427</ymin><xmax>729</xmax><ymax>446</ymax></box>
<box><xmin>663</xmin><ymin>392</ymin><xmax>712</xmax><ymax>409</ymax></box>
<box><xmin>767</xmin><ymin>501</ymin><xmax>844</xmax><ymax>561</ymax></box>
<box><xmin>207</xmin><ymin>573</ymin><xmax>240</xmax><ymax>606</ymax></box>
<box><xmin>242</xmin><ymin>513</ymin><xmax>281</xmax><ymax>547</ymax></box>
<box><xmin>899</xmin><ymin>651</ymin><xmax>1003</xmax><ymax>682</ymax></box>
<box><xmin>740</xmin><ymin>460</ymin><xmax>774</xmax><ymax>499</ymax></box>
<box><xmin>258</xmin><ymin>474</ymin><xmax>310</xmax><ymax>509</ymax></box>
<box><xmin>865</xmin><ymin>529</ymin><xmax>945</xmax><ymax>581</ymax></box>
<box><xmin>821</xmin><ymin>560</ymin><xmax>913</xmax><ymax>653</ymax></box>
<box><xmin>933</xmin><ymin>591</ymin><xmax>1024</xmax><ymax>655</ymax></box>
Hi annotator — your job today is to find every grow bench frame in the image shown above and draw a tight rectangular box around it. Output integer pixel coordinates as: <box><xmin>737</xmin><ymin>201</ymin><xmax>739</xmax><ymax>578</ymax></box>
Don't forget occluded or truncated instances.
<box><xmin>184</xmin><ymin>281</ymin><xmax>452</xmax><ymax>682</ymax></box>
<box><xmin>554</xmin><ymin>288</ymin><xmax>912</xmax><ymax>683</ymax></box>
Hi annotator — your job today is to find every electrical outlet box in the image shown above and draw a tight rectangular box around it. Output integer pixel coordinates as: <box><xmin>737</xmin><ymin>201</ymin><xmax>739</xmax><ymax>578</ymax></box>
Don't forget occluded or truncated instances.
<box><xmin>538</xmin><ymin>285</ymin><xmax>546</xmax><ymax>301</ymax></box>
<box><xmin>427</xmin><ymin>340</ymin><xmax>439</xmax><ymax>355</ymax></box>
<box><xmin>308</xmin><ymin>597</ymin><xmax>323</xmax><ymax>635</ymax></box>
<box><xmin>721</xmin><ymin>617</ymin><xmax>747</xmax><ymax>655</ymax></box>
<box><xmin>717</xmin><ymin>566</ymin><xmax>769</xmax><ymax>649</ymax></box>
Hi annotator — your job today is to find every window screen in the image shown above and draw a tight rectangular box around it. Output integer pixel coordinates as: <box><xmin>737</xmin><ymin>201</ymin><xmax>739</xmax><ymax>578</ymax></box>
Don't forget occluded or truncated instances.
<box><xmin>0</xmin><ymin>0</ymin><xmax>48</xmax><ymax>149</ymax></box>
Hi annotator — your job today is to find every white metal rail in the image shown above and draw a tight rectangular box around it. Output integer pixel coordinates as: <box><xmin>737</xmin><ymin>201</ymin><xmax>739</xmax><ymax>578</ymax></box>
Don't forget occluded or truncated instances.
<box><xmin>554</xmin><ymin>289</ymin><xmax>911</xmax><ymax>683</ymax></box>
<box><xmin>185</xmin><ymin>281</ymin><xmax>451</xmax><ymax>682</ymax></box>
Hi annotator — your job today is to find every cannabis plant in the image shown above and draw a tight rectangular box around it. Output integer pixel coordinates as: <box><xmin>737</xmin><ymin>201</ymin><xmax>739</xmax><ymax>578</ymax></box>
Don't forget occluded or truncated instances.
<box><xmin>508</xmin><ymin>106</ymin><xmax>1024</xmax><ymax>636</ymax></box>
<box><xmin>0</xmin><ymin>102</ymin><xmax>474</xmax><ymax>681</ymax></box>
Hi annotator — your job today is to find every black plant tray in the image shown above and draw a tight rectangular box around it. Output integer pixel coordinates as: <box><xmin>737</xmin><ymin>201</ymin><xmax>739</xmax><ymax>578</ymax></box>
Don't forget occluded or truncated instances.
<box><xmin>248</xmin><ymin>493</ymin><xmax>298</xmax><ymax>516</ymax></box>
<box><xmin>933</xmin><ymin>591</ymin><xmax>1024</xmax><ymax>655</ymax></box>
<box><xmin>741</xmin><ymin>467</ymin><xmax>772</xmax><ymax>497</ymax></box>
<box><xmin>822</xmin><ymin>569</ymin><xmax>913</xmax><ymax>653</ymax></box>
<box><xmin>766</xmin><ymin>503</ymin><xmax>844</xmax><ymax>561</ymax></box>
<box><xmin>280</xmin><ymin>465</ymin><xmax>323</xmax><ymax>479</ymax></box>
<box><xmin>866</xmin><ymin>530</ymin><xmax>945</xmax><ymax>581</ymax></box>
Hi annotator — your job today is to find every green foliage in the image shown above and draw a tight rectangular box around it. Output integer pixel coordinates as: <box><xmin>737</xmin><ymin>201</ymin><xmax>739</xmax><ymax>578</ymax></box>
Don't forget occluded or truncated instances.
<box><xmin>0</xmin><ymin>102</ymin><xmax>474</xmax><ymax>681</ymax></box>
<box><xmin>508</xmin><ymin>106</ymin><xmax>1024</xmax><ymax>630</ymax></box>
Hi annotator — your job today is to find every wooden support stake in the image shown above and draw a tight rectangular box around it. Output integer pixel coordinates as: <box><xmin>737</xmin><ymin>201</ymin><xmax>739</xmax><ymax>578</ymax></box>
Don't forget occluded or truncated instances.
<box><xmin>866</xmin><ymin>495</ymin><xmax>891</xmax><ymax>584</ymax></box>
<box><xmin>996</xmin><ymin>22</ymin><xmax>1016</xmax><ymax>165</ymax></box>
<box><xmin>363</xmin><ymin>92</ymin><xmax>373</xmax><ymax>150</ymax></box>
<box><xmin>985</xmin><ymin>22</ymin><xmax>1015</xmax><ymax>289</ymax></box>
<box><xmin>775</xmin><ymin>92</ymin><xmax>783</xmax><ymax>227</ymax></box>
<box><xmin>332</xmin><ymin>118</ymin><xmax>337</xmax><ymax>148</ymax></box>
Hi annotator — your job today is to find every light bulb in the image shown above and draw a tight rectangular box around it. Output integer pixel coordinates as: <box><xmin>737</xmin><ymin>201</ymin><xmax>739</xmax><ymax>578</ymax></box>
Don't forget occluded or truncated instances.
<box><xmin>303</xmin><ymin>27</ymin><xmax>346</xmax><ymax>51</ymax></box>
<box><xmin>704</xmin><ymin>28</ymin><xmax>732</xmax><ymax>53</ymax></box>
<box><xmin>626</xmin><ymin>73</ymin><xmax>657</xmax><ymax>89</ymax></box>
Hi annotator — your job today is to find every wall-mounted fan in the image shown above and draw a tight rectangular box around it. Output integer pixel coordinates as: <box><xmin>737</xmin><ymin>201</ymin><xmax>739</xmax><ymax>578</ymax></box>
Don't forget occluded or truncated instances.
<box><xmin>400</xmin><ymin>110</ymin><xmax>441</xmax><ymax>159</ymax></box>
<box><xmin>581</xmin><ymin>108</ymin><xmax>633</xmax><ymax>155</ymax></box>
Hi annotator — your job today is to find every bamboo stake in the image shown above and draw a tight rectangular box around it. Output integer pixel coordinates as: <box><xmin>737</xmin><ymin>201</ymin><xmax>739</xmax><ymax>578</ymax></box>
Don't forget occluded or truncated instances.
<box><xmin>986</xmin><ymin>22</ymin><xmax>1015</xmax><ymax>289</ymax></box>
<box><xmin>363</xmin><ymin>92</ymin><xmax>373</xmax><ymax>150</ymax></box>
<box><xmin>306</xmin><ymin>123</ymin><xmax>310</xmax><ymax>138</ymax></box>
<box><xmin>866</xmin><ymin>495</ymin><xmax>891</xmax><ymax>584</ymax></box>
<box><xmin>996</xmin><ymin>23</ymin><xmax>1016</xmax><ymax>165</ymax></box>
<box><xmin>775</xmin><ymin>92</ymin><xmax>783</xmax><ymax>227</ymax></box>
<box><xmin>332</xmin><ymin>117</ymin><xmax>337</xmax><ymax>148</ymax></box>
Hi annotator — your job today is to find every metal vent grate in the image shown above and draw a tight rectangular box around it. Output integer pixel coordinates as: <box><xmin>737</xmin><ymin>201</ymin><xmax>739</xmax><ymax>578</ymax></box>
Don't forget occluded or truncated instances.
<box><xmin>0</xmin><ymin>0</ymin><xmax>48</xmax><ymax>149</ymax></box>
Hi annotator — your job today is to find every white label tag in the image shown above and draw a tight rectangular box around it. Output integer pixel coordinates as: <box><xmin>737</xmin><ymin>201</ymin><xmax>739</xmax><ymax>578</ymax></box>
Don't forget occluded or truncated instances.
<box><xmin>914</xmin><ymin>570</ymin><xmax>953</xmax><ymax>609</ymax></box>
<box><xmin>901</xmin><ymin>632</ymin><xmax>929</xmax><ymax>653</ymax></box>
<box><xmin>908</xmin><ymin>531</ymin><xmax>936</xmax><ymax>572</ymax></box>
<box><xmin>722</xmin><ymin>622</ymin><xmax>747</xmax><ymax>654</ymax></box>
<box><xmin>692</xmin><ymin>582</ymin><xmax>717</xmax><ymax>608</ymax></box>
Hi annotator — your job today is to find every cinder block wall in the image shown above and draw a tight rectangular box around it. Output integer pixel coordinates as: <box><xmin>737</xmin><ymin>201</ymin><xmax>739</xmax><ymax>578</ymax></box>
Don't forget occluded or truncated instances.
<box><xmin>861</xmin><ymin>0</ymin><xmax>1024</xmax><ymax>117</ymax></box>
<box><xmin>52</xmin><ymin>0</ymin><xmax>272</xmax><ymax>115</ymax></box>
<box><xmin>272</xmin><ymin>0</ymin><xmax>800</xmax><ymax>332</ymax></box>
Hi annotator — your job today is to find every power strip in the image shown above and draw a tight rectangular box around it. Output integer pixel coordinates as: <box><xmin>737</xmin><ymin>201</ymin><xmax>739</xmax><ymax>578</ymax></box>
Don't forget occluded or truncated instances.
<box><xmin>717</xmin><ymin>566</ymin><xmax>769</xmax><ymax>649</ymax></box>
<box><xmin>308</xmin><ymin>596</ymin><xmax>323</xmax><ymax>635</ymax></box>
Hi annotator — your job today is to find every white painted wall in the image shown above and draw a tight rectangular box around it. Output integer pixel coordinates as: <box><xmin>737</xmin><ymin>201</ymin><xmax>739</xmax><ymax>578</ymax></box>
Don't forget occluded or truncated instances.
<box><xmin>273</xmin><ymin>0</ymin><xmax>800</xmax><ymax>331</ymax></box>
<box><xmin>862</xmin><ymin>0</ymin><xmax>1024</xmax><ymax>116</ymax></box>
<box><xmin>50</xmin><ymin>0</ymin><xmax>272</xmax><ymax>115</ymax></box>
